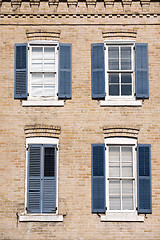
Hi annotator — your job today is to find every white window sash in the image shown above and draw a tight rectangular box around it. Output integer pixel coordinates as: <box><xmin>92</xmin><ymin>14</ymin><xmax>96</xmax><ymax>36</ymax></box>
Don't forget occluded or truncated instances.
<box><xmin>105</xmin><ymin>42</ymin><xmax>135</xmax><ymax>100</ymax></box>
<box><xmin>105</xmin><ymin>137</ymin><xmax>137</xmax><ymax>213</ymax></box>
<box><xmin>28</xmin><ymin>42</ymin><xmax>59</xmax><ymax>101</ymax></box>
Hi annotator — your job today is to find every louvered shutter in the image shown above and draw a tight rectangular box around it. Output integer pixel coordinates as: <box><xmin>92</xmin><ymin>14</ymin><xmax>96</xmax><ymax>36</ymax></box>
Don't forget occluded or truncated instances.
<box><xmin>14</xmin><ymin>43</ymin><xmax>28</xmax><ymax>99</ymax></box>
<box><xmin>58</xmin><ymin>43</ymin><xmax>72</xmax><ymax>99</ymax></box>
<box><xmin>137</xmin><ymin>144</ymin><xmax>152</xmax><ymax>214</ymax></box>
<box><xmin>92</xmin><ymin>144</ymin><xmax>106</xmax><ymax>213</ymax></box>
<box><xmin>42</xmin><ymin>146</ymin><xmax>56</xmax><ymax>213</ymax></box>
<box><xmin>91</xmin><ymin>43</ymin><xmax>105</xmax><ymax>99</ymax></box>
<box><xmin>27</xmin><ymin>145</ymin><xmax>41</xmax><ymax>213</ymax></box>
<box><xmin>135</xmin><ymin>43</ymin><xmax>149</xmax><ymax>99</ymax></box>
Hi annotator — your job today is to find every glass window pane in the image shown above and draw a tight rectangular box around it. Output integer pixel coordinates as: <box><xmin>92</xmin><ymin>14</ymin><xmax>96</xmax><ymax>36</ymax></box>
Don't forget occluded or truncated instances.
<box><xmin>121</xmin><ymin>59</ymin><xmax>131</xmax><ymax>70</ymax></box>
<box><xmin>44</xmin><ymin>147</ymin><xmax>55</xmax><ymax>177</ymax></box>
<box><xmin>122</xmin><ymin>180</ymin><xmax>133</xmax><ymax>195</ymax></box>
<box><xmin>121</xmin><ymin>85</ymin><xmax>132</xmax><ymax>96</ymax></box>
<box><xmin>109</xmin><ymin>180</ymin><xmax>120</xmax><ymax>195</ymax></box>
<box><xmin>32</xmin><ymin>60</ymin><xmax>43</xmax><ymax>71</ymax></box>
<box><xmin>109</xmin><ymin>163</ymin><xmax>120</xmax><ymax>177</ymax></box>
<box><xmin>44</xmin><ymin>62</ymin><xmax>55</xmax><ymax>71</ymax></box>
<box><xmin>44</xmin><ymin>47</ymin><xmax>55</xmax><ymax>60</ymax></box>
<box><xmin>109</xmin><ymin>73</ymin><xmax>119</xmax><ymax>83</ymax></box>
<box><xmin>110</xmin><ymin>197</ymin><xmax>121</xmax><ymax>210</ymax></box>
<box><xmin>108</xmin><ymin>47</ymin><xmax>119</xmax><ymax>59</ymax></box>
<box><xmin>44</xmin><ymin>73</ymin><xmax>55</xmax><ymax>85</ymax></box>
<box><xmin>32</xmin><ymin>73</ymin><xmax>43</xmax><ymax>85</ymax></box>
<box><xmin>108</xmin><ymin>47</ymin><xmax>119</xmax><ymax>70</ymax></box>
<box><xmin>109</xmin><ymin>147</ymin><xmax>120</xmax><ymax>162</ymax></box>
<box><xmin>32</xmin><ymin>47</ymin><xmax>43</xmax><ymax>59</ymax></box>
<box><xmin>109</xmin><ymin>180</ymin><xmax>121</xmax><ymax>210</ymax></box>
<box><xmin>109</xmin><ymin>85</ymin><xmax>119</xmax><ymax>96</ymax></box>
<box><xmin>122</xmin><ymin>197</ymin><xmax>133</xmax><ymax>210</ymax></box>
<box><xmin>31</xmin><ymin>86</ymin><xmax>43</xmax><ymax>97</ymax></box>
<box><xmin>122</xmin><ymin>180</ymin><xmax>133</xmax><ymax>210</ymax></box>
<box><xmin>44</xmin><ymin>86</ymin><xmax>55</xmax><ymax>97</ymax></box>
<box><xmin>121</xmin><ymin>47</ymin><xmax>131</xmax><ymax>59</ymax></box>
<box><xmin>121</xmin><ymin>73</ymin><xmax>132</xmax><ymax>83</ymax></box>
<box><xmin>122</xmin><ymin>147</ymin><xmax>133</xmax><ymax>176</ymax></box>
<box><xmin>109</xmin><ymin>60</ymin><xmax>119</xmax><ymax>70</ymax></box>
<box><xmin>121</xmin><ymin>47</ymin><xmax>132</xmax><ymax>70</ymax></box>
<box><xmin>121</xmin><ymin>147</ymin><xmax>132</xmax><ymax>162</ymax></box>
<box><xmin>122</xmin><ymin>164</ymin><xmax>133</xmax><ymax>177</ymax></box>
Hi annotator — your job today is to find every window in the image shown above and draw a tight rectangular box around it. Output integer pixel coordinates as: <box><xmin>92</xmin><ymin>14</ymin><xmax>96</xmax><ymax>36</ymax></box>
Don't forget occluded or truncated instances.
<box><xmin>106</xmin><ymin>44</ymin><xmax>133</xmax><ymax>98</ymax></box>
<box><xmin>29</xmin><ymin>44</ymin><xmax>58</xmax><ymax>99</ymax></box>
<box><xmin>14</xmin><ymin>42</ymin><xmax>72</xmax><ymax>106</ymax></box>
<box><xmin>106</xmin><ymin>144</ymin><xmax>136</xmax><ymax>211</ymax></box>
<box><xmin>91</xmin><ymin>139</ymin><xmax>152</xmax><ymax>221</ymax></box>
<box><xmin>26</xmin><ymin>138</ymin><xmax>58</xmax><ymax>214</ymax></box>
<box><xmin>91</xmin><ymin>41</ymin><xmax>149</xmax><ymax>106</ymax></box>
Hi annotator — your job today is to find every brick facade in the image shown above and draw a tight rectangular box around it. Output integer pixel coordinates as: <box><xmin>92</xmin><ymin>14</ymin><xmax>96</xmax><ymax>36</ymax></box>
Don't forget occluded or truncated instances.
<box><xmin>0</xmin><ymin>0</ymin><xmax>160</xmax><ymax>239</ymax></box>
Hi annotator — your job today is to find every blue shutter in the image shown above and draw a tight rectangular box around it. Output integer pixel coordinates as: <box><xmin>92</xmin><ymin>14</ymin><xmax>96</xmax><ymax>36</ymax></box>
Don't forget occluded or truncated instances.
<box><xmin>135</xmin><ymin>43</ymin><xmax>149</xmax><ymax>99</ymax></box>
<box><xmin>27</xmin><ymin>145</ymin><xmax>41</xmax><ymax>213</ymax></box>
<box><xmin>91</xmin><ymin>43</ymin><xmax>105</xmax><ymax>99</ymax></box>
<box><xmin>42</xmin><ymin>146</ymin><xmax>57</xmax><ymax>213</ymax></box>
<box><xmin>58</xmin><ymin>43</ymin><xmax>72</xmax><ymax>99</ymax></box>
<box><xmin>14</xmin><ymin>43</ymin><xmax>28</xmax><ymax>99</ymax></box>
<box><xmin>137</xmin><ymin>144</ymin><xmax>152</xmax><ymax>214</ymax></box>
<box><xmin>91</xmin><ymin>144</ymin><xmax>105</xmax><ymax>213</ymax></box>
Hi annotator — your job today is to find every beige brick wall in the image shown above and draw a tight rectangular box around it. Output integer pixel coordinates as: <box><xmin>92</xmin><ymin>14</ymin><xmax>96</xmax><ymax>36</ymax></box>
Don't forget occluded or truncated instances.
<box><xmin>0</xmin><ymin>0</ymin><xmax>160</xmax><ymax>239</ymax></box>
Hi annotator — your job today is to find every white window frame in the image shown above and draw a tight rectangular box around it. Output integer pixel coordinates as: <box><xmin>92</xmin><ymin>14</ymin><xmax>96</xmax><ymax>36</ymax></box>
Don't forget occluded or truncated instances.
<box><xmin>19</xmin><ymin>137</ymin><xmax>63</xmax><ymax>222</ymax></box>
<box><xmin>22</xmin><ymin>41</ymin><xmax>64</xmax><ymax>107</ymax></box>
<box><xmin>102</xmin><ymin>138</ymin><xmax>144</xmax><ymax>222</ymax></box>
<box><xmin>28</xmin><ymin>41</ymin><xmax>59</xmax><ymax>101</ymax></box>
<box><xmin>100</xmin><ymin>40</ymin><xmax>142</xmax><ymax>107</ymax></box>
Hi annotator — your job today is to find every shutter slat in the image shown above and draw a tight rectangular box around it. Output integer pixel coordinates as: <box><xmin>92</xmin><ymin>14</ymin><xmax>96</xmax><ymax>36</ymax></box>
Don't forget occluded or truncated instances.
<box><xmin>92</xmin><ymin>144</ymin><xmax>105</xmax><ymax>213</ymax></box>
<box><xmin>14</xmin><ymin>43</ymin><xmax>28</xmax><ymax>99</ymax></box>
<box><xmin>135</xmin><ymin>43</ymin><xmax>149</xmax><ymax>99</ymax></box>
<box><xmin>58</xmin><ymin>43</ymin><xmax>72</xmax><ymax>99</ymax></box>
<box><xmin>91</xmin><ymin>44</ymin><xmax>105</xmax><ymax>99</ymax></box>
<box><xmin>28</xmin><ymin>145</ymin><xmax>41</xmax><ymax>213</ymax></box>
<box><xmin>137</xmin><ymin>144</ymin><xmax>152</xmax><ymax>214</ymax></box>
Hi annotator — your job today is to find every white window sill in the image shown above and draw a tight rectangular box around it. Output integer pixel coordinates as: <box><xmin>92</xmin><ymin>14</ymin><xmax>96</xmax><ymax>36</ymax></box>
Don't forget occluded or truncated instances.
<box><xmin>22</xmin><ymin>100</ymin><xmax>64</xmax><ymax>107</ymax></box>
<box><xmin>100</xmin><ymin>100</ymin><xmax>142</xmax><ymax>107</ymax></box>
<box><xmin>19</xmin><ymin>214</ymin><xmax>63</xmax><ymax>222</ymax></box>
<box><xmin>101</xmin><ymin>213</ymin><xmax>144</xmax><ymax>222</ymax></box>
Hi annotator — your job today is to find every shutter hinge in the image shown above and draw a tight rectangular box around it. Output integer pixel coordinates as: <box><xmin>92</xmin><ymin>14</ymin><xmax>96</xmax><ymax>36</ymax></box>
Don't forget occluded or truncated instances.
<box><xmin>27</xmin><ymin>93</ymin><xmax>29</xmax><ymax>96</ymax></box>
<box><xmin>56</xmin><ymin>147</ymin><xmax>58</xmax><ymax>151</ymax></box>
<box><xmin>26</xmin><ymin>207</ymin><xmax>31</xmax><ymax>213</ymax></box>
<box><xmin>28</xmin><ymin>47</ymin><xmax>29</xmax><ymax>50</ymax></box>
<box><xmin>57</xmin><ymin>93</ymin><xmax>58</xmax><ymax>96</ymax></box>
<box><xmin>106</xmin><ymin>207</ymin><xmax>107</xmax><ymax>210</ymax></box>
<box><xmin>26</xmin><ymin>147</ymin><xmax>29</xmax><ymax>151</ymax></box>
<box><xmin>105</xmin><ymin>147</ymin><xmax>106</xmax><ymax>150</ymax></box>
<box><xmin>133</xmin><ymin>46</ymin><xmax>135</xmax><ymax>50</ymax></box>
<box><xmin>104</xmin><ymin>47</ymin><xmax>106</xmax><ymax>50</ymax></box>
<box><xmin>134</xmin><ymin>93</ymin><xmax>136</xmax><ymax>96</ymax></box>
<box><xmin>135</xmin><ymin>147</ymin><xmax>137</xmax><ymax>151</ymax></box>
<box><xmin>136</xmin><ymin>207</ymin><xmax>138</xmax><ymax>211</ymax></box>
<box><xmin>57</xmin><ymin>47</ymin><xmax>59</xmax><ymax>51</ymax></box>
